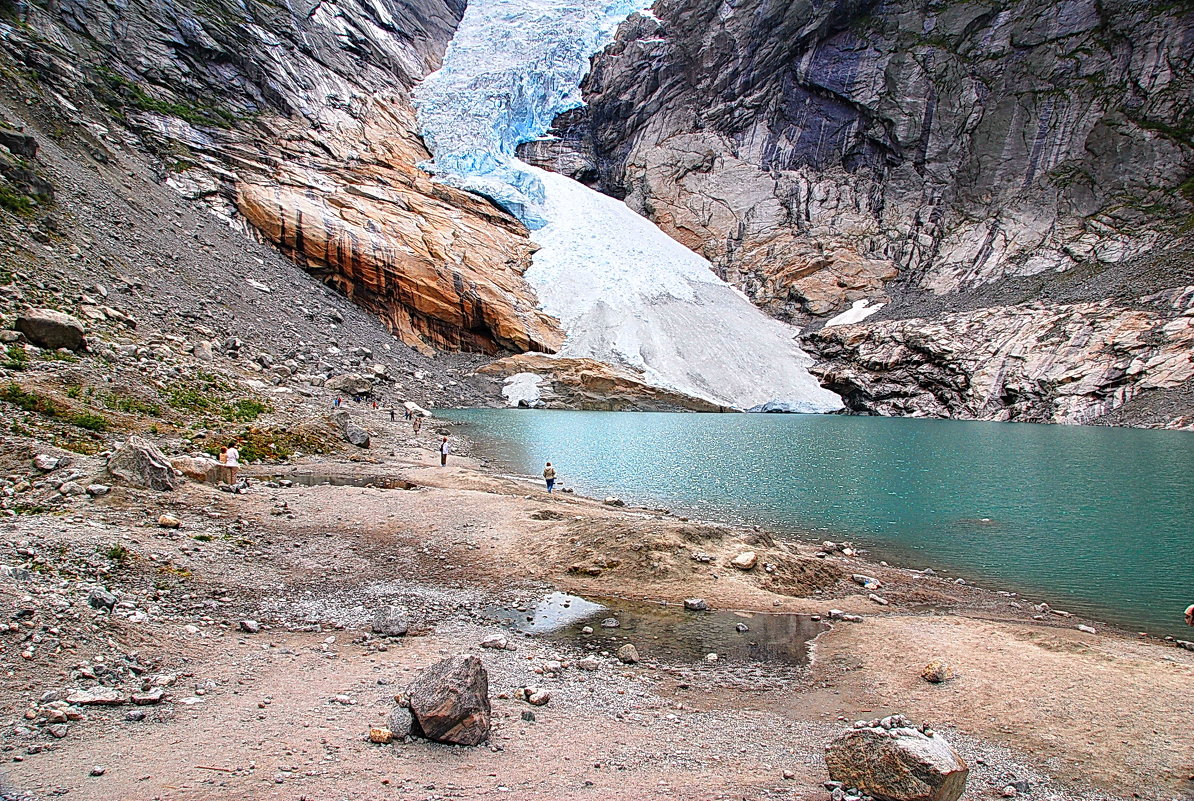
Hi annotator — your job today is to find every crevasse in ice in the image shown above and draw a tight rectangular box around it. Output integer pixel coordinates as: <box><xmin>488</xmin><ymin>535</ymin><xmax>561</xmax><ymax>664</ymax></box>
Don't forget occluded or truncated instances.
<box><xmin>413</xmin><ymin>0</ymin><xmax>843</xmax><ymax>412</ymax></box>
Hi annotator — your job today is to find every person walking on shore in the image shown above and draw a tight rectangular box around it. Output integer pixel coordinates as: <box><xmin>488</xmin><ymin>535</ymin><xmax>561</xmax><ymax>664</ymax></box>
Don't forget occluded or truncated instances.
<box><xmin>1186</xmin><ymin>604</ymin><xmax>1193</xmax><ymax>627</ymax></box>
<box><xmin>439</xmin><ymin>435</ymin><xmax>450</xmax><ymax>466</ymax></box>
<box><xmin>413</xmin><ymin>415</ymin><xmax>422</xmax><ymax>434</ymax></box>
<box><xmin>543</xmin><ymin>461</ymin><xmax>556</xmax><ymax>493</ymax></box>
<box><xmin>389</xmin><ymin>407</ymin><xmax>396</xmax><ymax>422</ymax></box>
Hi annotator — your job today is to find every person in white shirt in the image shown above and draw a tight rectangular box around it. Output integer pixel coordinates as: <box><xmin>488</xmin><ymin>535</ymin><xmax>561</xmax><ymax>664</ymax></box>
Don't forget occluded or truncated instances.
<box><xmin>439</xmin><ymin>436</ymin><xmax>450</xmax><ymax>466</ymax></box>
<box><xmin>224</xmin><ymin>443</ymin><xmax>240</xmax><ymax>483</ymax></box>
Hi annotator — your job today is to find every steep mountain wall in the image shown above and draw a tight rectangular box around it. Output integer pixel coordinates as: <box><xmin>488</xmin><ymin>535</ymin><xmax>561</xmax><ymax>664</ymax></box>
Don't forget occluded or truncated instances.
<box><xmin>0</xmin><ymin>0</ymin><xmax>562</xmax><ymax>354</ymax></box>
<box><xmin>522</xmin><ymin>0</ymin><xmax>1194</xmax><ymax>426</ymax></box>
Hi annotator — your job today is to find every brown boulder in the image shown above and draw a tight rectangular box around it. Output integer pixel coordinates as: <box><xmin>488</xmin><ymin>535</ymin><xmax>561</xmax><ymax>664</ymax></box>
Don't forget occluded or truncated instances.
<box><xmin>405</xmin><ymin>655</ymin><xmax>491</xmax><ymax>746</ymax></box>
<box><xmin>825</xmin><ymin>723</ymin><xmax>969</xmax><ymax>801</ymax></box>
<box><xmin>16</xmin><ymin>309</ymin><xmax>86</xmax><ymax>351</ymax></box>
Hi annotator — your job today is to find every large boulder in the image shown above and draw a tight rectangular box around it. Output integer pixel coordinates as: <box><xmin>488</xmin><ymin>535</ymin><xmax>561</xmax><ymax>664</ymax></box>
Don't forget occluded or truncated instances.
<box><xmin>170</xmin><ymin>456</ymin><xmax>220</xmax><ymax>483</ymax></box>
<box><xmin>405</xmin><ymin>655</ymin><xmax>491</xmax><ymax>746</ymax></box>
<box><xmin>325</xmin><ymin>373</ymin><xmax>373</xmax><ymax>396</ymax></box>
<box><xmin>106</xmin><ymin>436</ymin><xmax>181</xmax><ymax>491</ymax></box>
<box><xmin>825</xmin><ymin>719</ymin><xmax>969</xmax><ymax>801</ymax></box>
<box><xmin>331</xmin><ymin>410</ymin><xmax>370</xmax><ymax>448</ymax></box>
<box><xmin>15</xmin><ymin>309</ymin><xmax>86</xmax><ymax>351</ymax></box>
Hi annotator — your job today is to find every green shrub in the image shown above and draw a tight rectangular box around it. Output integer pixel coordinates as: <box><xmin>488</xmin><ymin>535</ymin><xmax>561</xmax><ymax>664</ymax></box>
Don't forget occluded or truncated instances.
<box><xmin>224</xmin><ymin>398</ymin><xmax>271</xmax><ymax>422</ymax></box>
<box><xmin>65</xmin><ymin>410</ymin><xmax>108</xmax><ymax>431</ymax></box>
<box><xmin>0</xmin><ymin>382</ymin><xmax>56</xmax><ymax>414</ymax></box>
<box><xmin>2</xmin><ymin>344</ymin><xmax>28</xmax><ymax>370</ymax></box>
<box><xmin>104</xmin><ymin>543</ymin><xmax>130</xmax><ymax>565</ymax></box>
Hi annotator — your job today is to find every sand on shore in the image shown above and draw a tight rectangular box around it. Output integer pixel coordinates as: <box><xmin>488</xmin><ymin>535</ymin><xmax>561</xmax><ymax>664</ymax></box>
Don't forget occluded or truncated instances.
<box><xmin>1</xmin><ymin>407</ymin><xmax>1191</xmax><ymax>801</ymax></box>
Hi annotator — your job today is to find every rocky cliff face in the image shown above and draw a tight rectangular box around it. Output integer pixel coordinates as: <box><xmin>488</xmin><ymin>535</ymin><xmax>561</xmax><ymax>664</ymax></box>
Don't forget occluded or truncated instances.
<box><xmin>1</xmin><ymin>0</ymin><xmax>562</xmax><ymax>354</ymax></box>
<box><xmin>520</xmin><ymin>0</ymin><xmax>1194</xmax><ymax>426</ymax></box>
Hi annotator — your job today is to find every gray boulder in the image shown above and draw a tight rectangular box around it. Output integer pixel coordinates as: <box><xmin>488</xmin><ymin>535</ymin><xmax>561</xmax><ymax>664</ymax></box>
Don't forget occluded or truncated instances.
<box><xmin>825</xmin><ymin>722</ymin><xmax>969</xmax><ymax>801</ymax></box>
<box><xmin>331</xmin><ymin>410</ymin><xmax>371</xmax><ymax>448</ymax></box>
<box><xmin>405</xmin><ymin>654</ymin><xmax>491</xmax><ymax>746</ymax></box>
<box><xmin>106</xmin><ymin>436</ymin><xmax>181</xmax><ymax>491</ymax></box>
<box><xmin>387</xmin><ymin>705</ymin><xmax>413</xmax><ymax>738</ymax></box>
<box><xmin>325</xmin><ymin>373</ymin><xmax>373</xmax><ymax>395</ymax></box>
<box><xmin>15</xmin><ymin>309</ymin><xmax>86</xmax><ymax>351</ymax></box>
<box><xmin>371</xmin><ymin>605</ymin><xmax>410</xmax><ymax>637</ymax></box>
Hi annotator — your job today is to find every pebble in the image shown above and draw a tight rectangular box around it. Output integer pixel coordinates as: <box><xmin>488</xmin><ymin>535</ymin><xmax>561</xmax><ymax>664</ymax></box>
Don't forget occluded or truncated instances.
<box><xmin>90</xmin><ymin>765</ymin><xmax>106</xmax><ymax>777</ymax></box>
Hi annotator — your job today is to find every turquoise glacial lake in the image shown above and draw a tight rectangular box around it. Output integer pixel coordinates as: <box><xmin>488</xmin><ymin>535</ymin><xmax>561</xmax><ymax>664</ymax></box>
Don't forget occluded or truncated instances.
<box><xmin>440</xmin><ymin>410</ymin><xmax>1194</xmax><ymax>638</ymax></box>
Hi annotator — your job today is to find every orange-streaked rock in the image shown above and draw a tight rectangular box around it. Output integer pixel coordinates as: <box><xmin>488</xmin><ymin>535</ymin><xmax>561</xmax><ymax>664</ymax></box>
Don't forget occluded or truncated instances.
<box><xmin>235</xmin><ymin>99</ymin><xmax>563</xmax><ymax>355</ymax></box>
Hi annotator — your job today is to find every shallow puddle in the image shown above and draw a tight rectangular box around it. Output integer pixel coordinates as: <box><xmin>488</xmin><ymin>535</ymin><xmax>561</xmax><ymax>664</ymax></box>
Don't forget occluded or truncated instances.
<box><xmin>487</xmin><ymin>592</ymin><xmax>826</xmax><ymax>666</ymax></box>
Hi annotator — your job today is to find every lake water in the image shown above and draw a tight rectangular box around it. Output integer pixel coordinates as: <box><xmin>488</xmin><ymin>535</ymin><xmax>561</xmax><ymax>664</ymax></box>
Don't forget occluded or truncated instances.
<box><xmin>441</xmin><ymin>409</ymin><xmax>1194</xmax><ymax>638</ymax></box>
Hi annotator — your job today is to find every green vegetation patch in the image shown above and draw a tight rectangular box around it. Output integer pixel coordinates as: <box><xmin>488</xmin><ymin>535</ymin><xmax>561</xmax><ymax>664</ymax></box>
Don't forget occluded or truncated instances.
<box><xmin>167</xmin><ymin>372</ymin><xmax>272</xmax><ymax>422</ymax></box>
<box><xmin>204</xmin><ymin>426</ymin><xmax>333</xmax><ymax>463</ymax></box>
<box><xmin>1</xmin><ymin>382</ymin><xmax>57</xmax><ymax>414</ymax></box>
<box><xmin>96</xmin><ymin>68</ymin><xmax>239</xmax><ymax>129</ymax></box>
<box><xmin>2</xmin><ymin>344</ymin><xmax>28</xmax><ymax>370</ymax></box>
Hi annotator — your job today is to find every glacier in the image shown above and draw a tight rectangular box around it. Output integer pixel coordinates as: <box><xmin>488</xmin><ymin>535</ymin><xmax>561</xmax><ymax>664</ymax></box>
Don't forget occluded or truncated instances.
<box><xmin>413</xmin><ymin>0</ymin><xmax>842</xmax><ymax>412</ymax></box>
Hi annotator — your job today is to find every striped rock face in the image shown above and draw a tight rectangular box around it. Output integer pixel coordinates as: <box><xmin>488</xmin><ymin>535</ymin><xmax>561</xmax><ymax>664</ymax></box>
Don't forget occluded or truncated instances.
<box><xmin>405</xmin><ymin>654</ymin><xmax>492</xmax><ymax>746</ymax></box>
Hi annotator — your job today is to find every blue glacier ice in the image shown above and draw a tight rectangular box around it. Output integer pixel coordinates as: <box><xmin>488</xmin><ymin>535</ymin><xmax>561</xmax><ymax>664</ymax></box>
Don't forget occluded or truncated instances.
<box><xmin>414</xmin><ymin>0</ymin><xmax>651</xmax><ymax>227</ymax></box>
<box><xmin>413</xmin><ymin>0</ymin><xmax>843</xmax><ymax>412</ymax></box>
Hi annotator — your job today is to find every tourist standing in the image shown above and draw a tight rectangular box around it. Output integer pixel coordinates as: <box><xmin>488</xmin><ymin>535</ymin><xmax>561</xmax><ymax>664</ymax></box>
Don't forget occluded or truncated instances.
<box><xmin>413</xmin><ymin>415</ymin><xmax>422</xmax><ymax>434</ymax></box>
<box><xmin>224</xmin><ymin>442</ymin><xmax>240</xmax><ymax>484</ymax></box>
<box><xmin>389</xmin><ymin>407</ymin><xmax>396</xmax><ymax>422</ymax></box>
<box><xmin>543</xmin><ymin>461</ymin><xmax>556</xmax><ymax>493</ymax></box>
<box><xmin>1186</xmin><ymin>604</ymin><xmax>1193</xmax><ymax>627</ymax></box>
<box><xmin>439</xmin><ymin>436</ymin><xmax>450</xmax><ymax>466</ymax></box>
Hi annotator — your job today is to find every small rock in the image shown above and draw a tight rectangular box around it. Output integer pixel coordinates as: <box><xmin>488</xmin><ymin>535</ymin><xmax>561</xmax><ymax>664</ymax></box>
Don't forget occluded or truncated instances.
<box><xmin>920</xmin><ymin>660</ymin><xmax>957</xmax><ymax>684</ymax></box>
<box><xmin>124</xmin><ymin>710</ymin><xmax>146</xmax><ymax>722</ymax></box>
<box><xmin>683</xmin><ymin>598</ymin><xmax>709</xmax><ymax>612</ymax></box>
<box><xmin>387</xmin><ymin>705</ymin><xmax>413</xmax><ymax>738</ymax></box>
<box><xmin>65</xmin><ymin>687</ymin><xmax>125</xmax><ymax>706</ymax></box>
<box><xmin>1077</xmin><ymin>624</ymin><xmax>1097</xmax><ymax>634</ymax></box>
<box><xmin>46</xmin><ymin>724</ymin><xmax>69</xmax><ymax>738</ymax></box>
<box><xmin>730</xmin><ymin>551</ymin><xmax>758</xmax><ymax>570</ymax></box>
<box><xmin>33</xmin><ymin>454</ymin><xmax>60</xmax><ymax>472</ymax></box>
<box><xmin>735</xmin><ymin>622</ymin><xmax>749</xmax><ymax>633</ymax></box>
<box><xmin>158</xmin><ymin>515</ymin><xmax>181</xmax><ymax>528</ymax></box>
<box><xmin>616</xmin><ymin>644</ymin><xmax>640</xmax><ymax>664</ymax></box>
<box><xmin>521</xmin><ymin>687</ymin><xmax>550</xmax><ymax>706</ymax></box>
<box><xmin>131</xmin><ymin>688</ymin><xmax>165</xmax><ymax>705</ymax></box>
<box><xmin>372</xmin><ymin>605</ymin><xmax>410</xmax><ymax>637</ymax></box>
<box><xmin>602</xmin><ymin>497</ymin><xmax>625</xmax><ymax>507</ymax></box>
<box><xmin>87</xmin><ymin>587</ymin><xmax>117</xmax><ymax>612</ymax></box>
<box><xmin>480</xmin><ymin>634</ymin><xmax>509</xmax><ymax>650</ymax></box>
<box><xmin>369</xmin><ymin>727</ymin><xmax>395</xmax><ymax>744</ymax></box>
<box><xmin>577</xmin><ymin>657</ymin><xmax>600</xmax><ymax>671</ymax></box>
<box><xmin>85</xmin><ymin>484</ymin><xmax>110</xmax><ymax>497</ymax></box>
<box><xmin>600</xmin><ymin>617</ymin><xmax>620</xmax><ymax>628</ymax></box>
<box><xmin>89</xmin><ymin>765</ymin><xmax>105</xmax><ymax>777</ymax></box>
<box><xmin>868</xmin><ymin>593</ymin><xmax>889</xmax><ymax>606</ymax></box>
<box><xmin>704</xmin><ymin>653</ymin><xmax>718</xmax><ymax>662</ymax></box>
<box><xmin>239</xmin><ymin>620</ymin><xmax>261</xmax><ymax>633</ymax></box>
